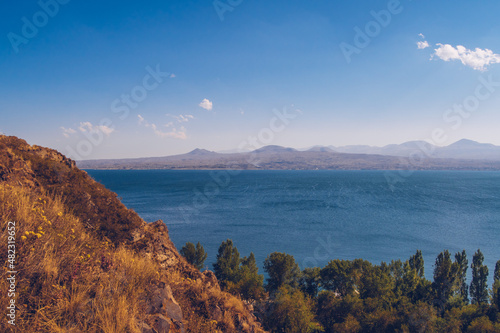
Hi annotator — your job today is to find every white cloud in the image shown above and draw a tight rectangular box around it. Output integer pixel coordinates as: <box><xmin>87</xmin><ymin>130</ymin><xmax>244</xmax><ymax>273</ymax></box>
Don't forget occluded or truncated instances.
<box><xmin>153</xmin><ymin>125</ymin><xmax>187</xmax><ymax>139</ymax></box>
<box><xmin>99</xmin><ymin>126</ymin><xmax>114</xmax><ymax>136</ymax></box>
<box><xmin>199</xmin><ymin>98</ymin><xmax>213</xmax><ymax>111</ymax></box>
<box><xmin>138</xmin><ymin>114</ymin><xmax>145</xmax><ymax>124</ymax></box>
<box><xmin>417</xmin><ymin>40</ymin><xmax>429</xmax><ymax>49</ymax></box>
<box><xmin>78</xmin><ymin>122</ymin><xmax>115</xmax><ymax>136</ymax></box>
<box><xmin>176</xmin><ymin>114</ymin><xmax>194</xmax><ymax>123</ymax></box>
<box><xmin>61</xmin><ymin>127</ymin><xmax>76</xmax><ymax>138</ymax></box>
<box><xmin>418</xmin><ymin>33</ymin><xmax>425</xmax><ymax>39</ymax></box>
<box><xmin>166</xmin><ymin>114</ymin><xmax>195</xmax><ymax>123</ymax></box>
<box><xmin>432</xmin><ymin>43</ymin><xmax>500</xmax><ymax>71</ymax></box>
<box><xmin>170</xmin><ymin>74</ymin><xmax>176</xmax><ymax>78</ymax></box>
<box><xmin>138</xmin><ymin>115</ymin><xmax>187</xmax><ymax>140</ymax></box>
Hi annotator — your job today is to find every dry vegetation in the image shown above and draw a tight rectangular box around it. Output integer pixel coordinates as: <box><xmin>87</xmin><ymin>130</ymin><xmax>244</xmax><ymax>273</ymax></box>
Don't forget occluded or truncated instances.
<box><xmin>0</xmin><ymin>183</ymin><xmax>156</xmax><ymax>332</ymax></box>
<box><xmin>0</xmin><ymin>135</ymin><xmax>265</xmax><ymax>332</ymax></box>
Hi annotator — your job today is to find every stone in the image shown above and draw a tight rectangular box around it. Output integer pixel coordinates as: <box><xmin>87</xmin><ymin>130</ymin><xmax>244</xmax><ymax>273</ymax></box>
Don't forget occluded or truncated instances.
<box><xmin>151</xmin><ymin>314</ymin><xmax>170</xmax><ymax>333</ymax></box>
<box><xmin>137</xmin><ymin>321</ymin><xmax>154</xmax><ymax>333</ymax></box>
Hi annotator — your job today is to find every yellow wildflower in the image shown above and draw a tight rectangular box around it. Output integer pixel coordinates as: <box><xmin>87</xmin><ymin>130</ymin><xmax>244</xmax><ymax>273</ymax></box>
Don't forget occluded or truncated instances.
<box><xmin>21</xmin><ymin>236</ymin><xmax>27</xmax><ymax>241</ymax></box>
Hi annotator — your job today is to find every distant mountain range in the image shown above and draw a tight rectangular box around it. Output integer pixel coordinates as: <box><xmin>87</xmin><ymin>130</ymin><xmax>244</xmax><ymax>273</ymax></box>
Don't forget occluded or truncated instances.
<box><xmin>311</xmin><ymin>139</ymin><xmax>500</xmax><ymax>161</ymax></box>
<box><xmin>77</xmin><ymin>139</ymin><xmax>500</xmax><ymax>170</ymax></box>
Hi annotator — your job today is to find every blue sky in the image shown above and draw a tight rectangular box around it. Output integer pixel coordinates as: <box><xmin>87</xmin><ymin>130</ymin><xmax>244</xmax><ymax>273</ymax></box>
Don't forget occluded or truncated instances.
<box><xmin>1</xmin><ymin>0</ymin><xmax>500</xmax><ymax>159</ymax></box>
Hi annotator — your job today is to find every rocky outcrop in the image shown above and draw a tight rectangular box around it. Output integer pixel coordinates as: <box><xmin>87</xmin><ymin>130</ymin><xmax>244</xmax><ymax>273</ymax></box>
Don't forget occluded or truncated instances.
<box><xmin>142</xmin><ymin>282</ymin><xmax>185</xmax><ymax>332</ymax></box>
<box><xmin>133</xmin><ymin>220</ymin><xmax>182</xmax><ymax>269</ymax></box>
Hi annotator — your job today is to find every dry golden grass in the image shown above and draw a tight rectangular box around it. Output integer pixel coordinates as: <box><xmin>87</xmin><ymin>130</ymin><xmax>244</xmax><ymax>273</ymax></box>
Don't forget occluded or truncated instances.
<box><xmin>0</xmin><ymin>183</ymin><xmax>158</xmax><ymax>332</ymax></box>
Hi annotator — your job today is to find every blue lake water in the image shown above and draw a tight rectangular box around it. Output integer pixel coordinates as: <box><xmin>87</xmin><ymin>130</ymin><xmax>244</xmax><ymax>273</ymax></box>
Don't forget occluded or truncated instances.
<box><xmin>86</xmin><ymin>170</ymin><xmax>500</xmax><ymax>283</ymax></box>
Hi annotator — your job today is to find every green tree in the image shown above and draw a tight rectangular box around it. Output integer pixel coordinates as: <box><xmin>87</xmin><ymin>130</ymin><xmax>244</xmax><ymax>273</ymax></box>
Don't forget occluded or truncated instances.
<box><xmin>264</xmin><ymin>286</ymin><xmax>321</xmax><ymax>333</ymax></box>
<box><xmin>213</xmin><ymin>239</ymin><xmax>240</xmax><ymax>287</ymax></box>
<box><xmin>466</xmin><ymin>316</ymin><xmax>496</xmax><ymax>333</ymax></box>
<box><xmin>180</xmin><ymin>241</ymin><xmax>207</xmax><ymax>270</ymax></box>
<box><xmin>493</xmin><ymin>260</ymin><xmax>500</xmax><ymax>309</ymax></box>
<box><xmin>320</xmin><ymin>259</ymin><xmax>353</xmax><ymax>297</ymax></box>
<box><xmin>433</xmin><ymin>250</ymin><xmax>459</xmax><ymax>305</ymax></box>
<box><xmin>232</xmin><ymin>252</ymin><xmax>265</xmax><ymax>300</ymax></box>
<box><xmin>409</xmin><ymin>250</ymin><xmax>425</xmax><ymax>279</ymax></box>
<box><xmin>264</xmin><ymin>252</ymin><xmax>301</xmax><ymax>293</ymax></box>
<box><xmin>358</xmin><ymin>263</ymin><xmax>394</xmax><ymax>302</ymax></box>
<box><xmin>455</xmin><ymin>250</ymin><xmax>469</xmax><ymax>304</ymax></box>
<box><xmin>401</xmin><ymin>260</ymin><xmax>420</xmax><ymax>301</ymax></box>
<box><xmin>316</xmin><ymin>290</ymin><xmax>363</xmax><ymax>333</ymax></box>
<box><xmin>470</xmin><ymin>249</ymin><xmax>489</xmax><ymax>305</ymax></box>
<box><xmin>299</xmin><ymin>267</ymin><xmax>321</xmax><ymax>298</ymax></box>
<box><xmin>389</xmin><ymin>259</ymin><xmax>405</xmax><ymax>297</ymax></box>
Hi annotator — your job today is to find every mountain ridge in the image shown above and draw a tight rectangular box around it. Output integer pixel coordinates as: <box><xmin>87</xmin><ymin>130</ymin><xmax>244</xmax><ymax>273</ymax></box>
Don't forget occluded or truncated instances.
<box><xmin>77</xmin><ymin>139</ymin><xmax>500</xmax><ymax>170</ymax></box>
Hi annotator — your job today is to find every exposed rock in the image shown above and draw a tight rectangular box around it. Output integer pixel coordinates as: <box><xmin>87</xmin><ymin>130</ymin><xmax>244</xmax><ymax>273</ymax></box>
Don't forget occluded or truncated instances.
<box><xmin>150</xmin><ymin>314</ymin><xmax>170</xmax><ymax>333</ymax></box>
<box><xmin>143</xmin><ymin>282</ymin><xmax>184</xmax><ymax>333</ymax></box>
<box><xmin>137</xmin><ymin>321</ymin><xmax>154</xmax><ymax>333</ymax></box>
<box><xmin>212</xmin><ymin>305</ymin><xmax>223</xmax><ymax>322</ymax></box>
<box><xmin>134</xmin><ymin>220</ymin><xmax>181</xmax><ymax>268</ymax></box>
<box><xmin>202</xmin><ymin>270</ymin><xmax>220</xmax><ymax>290</ymax></box>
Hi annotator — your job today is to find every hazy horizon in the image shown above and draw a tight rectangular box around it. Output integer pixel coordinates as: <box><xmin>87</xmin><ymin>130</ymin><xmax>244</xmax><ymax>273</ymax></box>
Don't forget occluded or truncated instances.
<box><xmin>67</xmin><ymin>137</ymin><xmax>497</xmax><ymax>162</ymax></box>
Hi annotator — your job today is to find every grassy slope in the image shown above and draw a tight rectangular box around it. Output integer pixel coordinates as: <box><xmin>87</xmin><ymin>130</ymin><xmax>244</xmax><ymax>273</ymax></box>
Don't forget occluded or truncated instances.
<box><xmin>0</xmin><ymin>135</ymin><xmax>265</xmax><ymax>333</ymax></box>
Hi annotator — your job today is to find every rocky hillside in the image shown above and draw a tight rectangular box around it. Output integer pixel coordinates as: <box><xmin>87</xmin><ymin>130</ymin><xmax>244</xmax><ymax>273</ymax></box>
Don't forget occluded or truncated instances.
<box><xmin>0</xmin><ymin>135</ymin><xmax>266</xmax><ymax>332</ymax></box>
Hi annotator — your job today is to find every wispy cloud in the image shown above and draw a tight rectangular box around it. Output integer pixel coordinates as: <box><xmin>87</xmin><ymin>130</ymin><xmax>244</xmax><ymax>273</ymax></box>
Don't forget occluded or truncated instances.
<box><xmin>78</xmin><ymin>122</ymin><xmax>115</xmax><ymax>136</ymax></box>
<box><xmin>61</xmin><ymin>127</ymin><xmax>77</xmax><ymax>138</ymax></box>
<box><xmin>62</xmin><ymin>122</ymin><xmax>114</xmax><ymax>138</ymax></box>
<box><xmin>152</xmin><ymin>124</ymin><xmax>187</xmax><ymax>139</ymax></box>
<box><xmin>138</xmin><ymin>115</ymin><xmax>145</xmax><ymax>125</ymax></box>
<box><xmin>432</xmin><ymin>43</ymin><xmax>500</xmax><ymax>71</ymax></box>
<box><xmin>199</xmin><ymin>98</ymin><xmax>213</xmax><ymax>111</ymax></box>
<box><xmin>167</xmin><ymin>114</ymin><xmax>194</xmax><ymax>123</ymax></box>
<box><xmin>137</xmin><ymin>114</ymin><xmax>187</xmax><ymax>139</ymax></box>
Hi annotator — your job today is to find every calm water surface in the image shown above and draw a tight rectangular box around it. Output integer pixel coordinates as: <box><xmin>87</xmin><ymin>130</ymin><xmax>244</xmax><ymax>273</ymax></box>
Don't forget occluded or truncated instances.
<box><xmin>86</xmin><ymin>170</ymin><xmax>500</xmax><ymax>282</ymax></box>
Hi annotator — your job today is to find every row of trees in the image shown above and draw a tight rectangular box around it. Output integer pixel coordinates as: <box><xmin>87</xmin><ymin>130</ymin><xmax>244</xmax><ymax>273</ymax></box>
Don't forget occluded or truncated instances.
<box><xmin>181</xmin><ymin>241</ymin><xmax>500</xmax><ymax>332</ymax></box>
